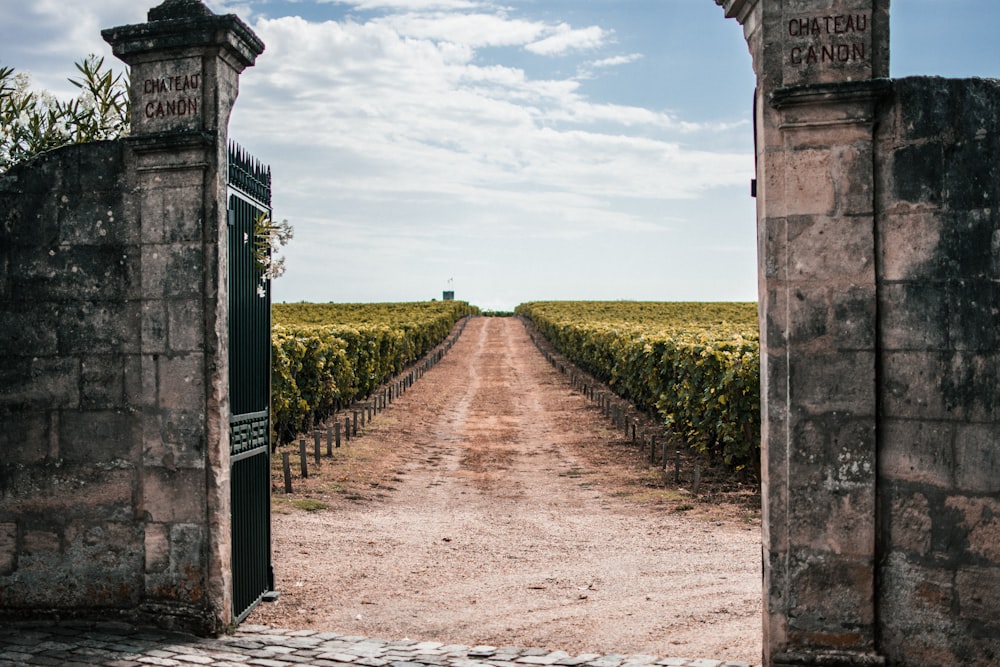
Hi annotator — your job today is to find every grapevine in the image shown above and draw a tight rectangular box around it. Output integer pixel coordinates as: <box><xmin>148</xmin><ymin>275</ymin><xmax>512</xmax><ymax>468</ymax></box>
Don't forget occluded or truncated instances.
<box><xmin>516</xmin><ymin>301</ymin><xmax>760</xmax><ymax>472</ymax></box>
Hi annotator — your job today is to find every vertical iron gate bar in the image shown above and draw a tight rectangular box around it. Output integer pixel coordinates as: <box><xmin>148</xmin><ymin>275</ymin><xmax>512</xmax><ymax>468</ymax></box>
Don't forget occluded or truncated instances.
<box><xmin>227</xmin><ymin>142</ymin><xmax>274</xmax><ymax>623</ymax></box>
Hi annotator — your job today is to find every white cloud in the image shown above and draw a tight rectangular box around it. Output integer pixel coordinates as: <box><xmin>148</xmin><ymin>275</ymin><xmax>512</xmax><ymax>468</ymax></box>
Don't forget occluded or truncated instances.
<box><xmin>590</xmin><ymin>53</ymin><xmax>643</xmax><ymax>68</ymax></box>
<box><xmin>525</xmin><ymin>23</ymin><xmax>608</xmax><ymax>56</ymax></box>
<box><xmin>228</xmin><ymin>10</ymin><xmax>752</xmax><ymax>280</ymax></box>
<box><xmin>0</xmin><ymin>0</ymin><xmax>142</xmax><ymax>95</ymax></box>
<box><xmin>2</xmin><ymin>0</ymin><xmax>758</xmax><ymax>306</ymax></box>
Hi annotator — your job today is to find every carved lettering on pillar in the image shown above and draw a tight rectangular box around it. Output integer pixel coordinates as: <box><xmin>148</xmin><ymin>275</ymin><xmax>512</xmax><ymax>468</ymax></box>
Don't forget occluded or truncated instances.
<box><xmin>143</xmin><ymin>74</ymin><xmax>200</xmax><ymax>119</ymax></box>
<box><xmin>133</xmin><ymin>57</ymin><xmax>204</xmax><ymax>133</ymax></box>
<box><xmin>784</xmin><ymin>12</ymin><xmax>872</xmax><ymax>84</ymax></box>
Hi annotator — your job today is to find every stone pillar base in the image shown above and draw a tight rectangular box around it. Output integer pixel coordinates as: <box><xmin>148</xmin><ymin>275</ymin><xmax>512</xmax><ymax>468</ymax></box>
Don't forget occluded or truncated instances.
<box><xmin>773</xmin><ymin>650</ymin><xmax>885</xmax><ymax>667</ymax></box>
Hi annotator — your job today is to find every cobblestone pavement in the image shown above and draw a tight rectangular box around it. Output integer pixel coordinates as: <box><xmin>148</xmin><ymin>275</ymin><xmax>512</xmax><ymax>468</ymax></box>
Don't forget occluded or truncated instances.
<box><xmin>0</xmin><ymin>622</ymin><xmax>760</xmax><ymax>667</ymax></box>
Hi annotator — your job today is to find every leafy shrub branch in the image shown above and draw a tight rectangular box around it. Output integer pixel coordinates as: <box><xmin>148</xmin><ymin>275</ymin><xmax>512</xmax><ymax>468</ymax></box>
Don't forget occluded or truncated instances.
<box><xmin>1</xmin><ymin>55</ymin><xmax>129</xmax><ymax>172</ymax></box>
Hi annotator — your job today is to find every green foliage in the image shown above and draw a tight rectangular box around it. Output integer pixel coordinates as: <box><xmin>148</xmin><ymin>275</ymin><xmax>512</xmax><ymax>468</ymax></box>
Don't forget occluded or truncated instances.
<box><xmin>516</xmin><ymin>301</ymin><xmax>760</xmax><ymax>471</ymax></box>
<box><xmin>291</xmin><ymin>498</ymin><xmax>328</xmax><ymax>512</ymax></box>
<box><xmin>1</xmin><ymin>55</ymin><xmax>129</xmax><ymax>172</ymax></box>
<box><xmin>270</xmin><ymin>301</ymin><xmax>480</xmax><ymax>444</ymax></box>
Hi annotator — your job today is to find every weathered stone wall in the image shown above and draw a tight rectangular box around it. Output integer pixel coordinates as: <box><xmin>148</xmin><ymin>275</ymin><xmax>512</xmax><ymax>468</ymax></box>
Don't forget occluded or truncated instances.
<box><xmin>0</xmin><ymin>0</ymin><xmax>263</xmax><ymax>634</ymax></box>
<box><xmin>0</xmin><ymin>124</ymin><xmax>226</xmax><ymax>635</ymax></box>
<box><xmin>0</xmin><ymin>141</ymin><xmax>145</xmax><ymax>611</ymax></box>
<box><xmin>876</xmin><ymin>76</ymin><xmax>1000</xmax><ymax>666</ymax></box>
<box><xmin>722</xmin><ymin>2</ymin><xmax>998</xmax><ymax>666</ymax></box>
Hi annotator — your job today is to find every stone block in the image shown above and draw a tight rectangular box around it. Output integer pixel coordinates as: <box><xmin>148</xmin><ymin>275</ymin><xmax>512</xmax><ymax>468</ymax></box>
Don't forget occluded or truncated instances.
<box><xmin>945</xmin><ymin>496</ymin><xmax>1000</xmax><ymax>564</ymax></box>
<box><xmin>879</xmin><ymin>282</ymin><xmax>949</xmax><ymax>351</ymax></box>
<box><xmin>23</xmin><ymin>528</ymin><xmax>61</xmax><ymax>558</ymax></box>
<box><xmin>786</xmin><ymin>551</ymin><xmax>875</xmax><ymax>633</ymax></box>
<box><xmin>144</xmin><ymin>523</ymin><xmax>207</xmax><ymax>604</ymax></box>
<box><xmin>10</xmin><ymin>520</ymin><xmax>141</xmax><ymax>608</ymax></box>
<box><xmin>124</xmin><ymin>354</ymin><xmax>144</xmax><ymax>408</ymax></box>
<box><xmin>761</xmin><ymin>477</ymin><xmax>788</xmax><ymax>555</ymax></box>
<box><xmin>15</xmin><ymin>245</ymin><xmax>132</xmax><ymax>303</ymax></box>
<box><xmin>143</xmin><ymin>408</ymin><xmax>207</xmax><ymax>470</ymax></box>
<box><xmin>878</xmin><ymin>551</ymin><xmax>959</xmax><ymax>666</ymax></box>
<box><xmin>145</xmin><ymin>522</ymin><xmax>170</xmax><ymax>573</ymax></box>
<box><xmin>81</xmin><ymin>355</ymin><xmax>126</xmax><ymax>409</ymax></box>
<box><xmin>879</xmin><ymin>351</ymin><xmax>996</xmax><ymax>421</ymax></box>
<box><xmin>779</xmin><ymin>8</ymin><xmax>877</xmax><ymax>87</ymax></box>
<box><xmin>776</xmin><ymin>112</ymin><xmax>875</xmax><ymax>149</ymax></box>
<box><xmin>879</xmin><ymin>418</ymin><xmax>955</xmax><ymax>488</ymax></box>
<box><xmin>0</xmin><ymin>357</ymin><xmax>80</xmax><ymax>412</ymax></box>
<box><xmin>956</xmin><ymin>566</ymin><xmax>1000</xmax><ymax>644</ymax></box>
<box><xmin>139</xmin><ymin>353</ymin><xmax>159</xmax><ymax>410</ymax></box>
<box><xmin>59</xmin><ymin>300</ymin><xmax>140</xmax><ymax>355</ymax></box>
<box><xmin>761</xmin><ymin>216</ymin><xmax>787</xmax><ymax>280</ymax></box>
<box><xmin>162</xmin><ymin>186</ymin><xmax>206</xmax><ymax>243</ymax></box>
<box><xmin>0</xmin><ymin>522</ymin><xmax>17</xmax><ymax>576</ymax></box>
<box><xmin>761</xmin><ymin>354</ymin><xmax>789</xmax><ymax>423</ymax></box>
<box><xmin>761</xmin><ymin>150</ymin><xmax>787</xmax><ymax>213</ymax></box>
<box><xmin>938</xmin><ymin>352</ymin><xmax>1000</xmax><ymax>422</ymax></box>
<box><xmin>142</xmin><ymin>467</ymin><xmax>207</xmax><ymax>524</ymax></box>
<box><xmin>0</xmin><ymin>412</ymin><xmax>53</xmax><ymax>464</ymax></box>
<box><xmin>886</xmin><ymin>487</ymin><xmax>933</xmax><ymax>557</ymax></box>
<box><xmin>891</xmin><ymin>78</ymin><xmax>959</xmax><ymax>143</ymax></box>
<box><xmin>767</xmin><ymin>282</ymin><xmax>872</xmax><ymax>354</ymax></box>
<box><xmin>130</xmin><ymin>56</ymin><xmax>206</xmax><ymax>136</ymax></box>
<box><xmin>831</xmin><ymin>144</ymin><xmax>875</xmax><ymax>216</ymax></box>
<box><xmin>1</xmin><ymin>187</ymin><xmax>59</xmax><ymax>248</ymax></box>
<box><xmin>881</xmin><ymin>351</ymin><xmax>940</xmax><ymax>419</ymax></box>
<box><xmin>943</xmin><ymin>139</ymin><xmax>1000</xmax><ymax>212</ymax></box>
<box><xmin>141</xmin><ymin>243</ymin><xmax>204</xmax><ymax>299</ymax></box>
<box><xmin>787</xmin><ymin>487</ymin><xmax>875</xmax><ymax>556</ymax></box>
<box><xmin>168</xmin><ymin>298</ymin><xmax>206</xmax><ymax>352</ymax></box>
<box><xmin>763</xmin><ymin>287</ymin><xmax>790</xmax><ymax>350</ymax></box>
<box><xmin>954</xmin><ymin>423</ymin><xmax>1000</xmax><ymax>494</ymax></box>
<box><xmin>0</xmin><ymin>302</ymin><xmax>60</xmax><ymax>357</ymax></box>
<box><xmin>57</xmin><ymin>189</ymin><xmax>128</xmax><ymax>247</ymax></box>
<box><xmin>786</xmin><ymin>215</ymin><xmax>875</xmax><ymax>282</ymax></box>
<box><xmin>892</xmin><ymin>142</ymin><xmax>944</xmax><ymax>205</ymax></box>
<box><xmin>947</xmin><ymin>280</ymin><xmax>997</xmax><ymax>352</ymax></box>
<box><xmin>59</xmin><ymin>409</ymin><xmax>139</xmax><ymax>463</ymax></box>
<box><xmin>785</xmin><ymin>286</ymin><xmax>830</xmax><ymax>347</ymax></box>
<box><xmin>0</xmin><ymin>462</ymin><xmax>136</xmax><ymax>522</ymax></box>
<box><xmin>63</xmin><ymin>521</ymin><xmax>143</xmax><ymax>584</ymax></box>
<box><xmin>170</xmin><ymin>523</ymin><xmax>206</xmax><ymax>575</ymax></box>
<box><xmin>142</xmin><ymin>300</ymin><xmax>168</xmax><ymax>354</ymax></box>
<box><xmin>140</xmin><ymin>175</ymin><xmax>205</xmax><ymax>244</ymax></box>
<box><xmin>788</xmin><ymin>350</ymin><xmax>875</xmax><ymax>415</ymax></box>
<box><xmin>784</xmin><ymin>151</ymin><xmax>837</xmax><ymax>216</ymax></box>
<box><xmin>157</xmin><ymin>353</ymin><xmax>206</xmax><ymax>411</ymax></box>
<box><xmin>941</xmin><ymin>210</ymin><xmax>998</xmax><ymax>281</ymax></box>
<box><xmin>878</xmin><ymin>209</ymin><xmax>942</xmax><ymax>282</ymax></box>
<box><xmin>831</xmin><ymin>284</ymin><xmax>876</xmax><ymax>350</ymax></box>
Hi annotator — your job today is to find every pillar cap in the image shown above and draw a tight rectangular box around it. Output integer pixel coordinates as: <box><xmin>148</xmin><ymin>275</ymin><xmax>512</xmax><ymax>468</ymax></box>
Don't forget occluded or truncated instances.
<box><xmin>102</xmin><ymin>0</ymin><xmax>264</xmax><ymax>69</ymax></box>
<box><xmin>716</xmin><ymin>0</ymin><xmax>757</xmax><ymax>22</ymax></box>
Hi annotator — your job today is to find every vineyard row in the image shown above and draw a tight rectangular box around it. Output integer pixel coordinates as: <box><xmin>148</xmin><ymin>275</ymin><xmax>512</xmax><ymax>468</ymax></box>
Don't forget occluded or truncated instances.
<box><xmin>514</xmin><ymin>301</ymin><xmax>761</xmax><ymax>471</ymax></box>
<box><xmin>270</xmin><ymin>301</ymin><xmax>479</xmax><ymax>444</ymax></box>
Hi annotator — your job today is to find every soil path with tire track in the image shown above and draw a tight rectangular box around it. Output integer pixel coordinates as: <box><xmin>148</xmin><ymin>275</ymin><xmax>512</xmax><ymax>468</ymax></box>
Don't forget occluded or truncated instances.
<box><xmin>247</xmin><ymin>317</ymin><xmax>762</xmax><ymax>664</ymax></box>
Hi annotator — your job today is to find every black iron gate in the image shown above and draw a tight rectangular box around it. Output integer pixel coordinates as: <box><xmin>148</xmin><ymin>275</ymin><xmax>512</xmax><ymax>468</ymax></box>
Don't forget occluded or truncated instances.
<box><xmin>227</xmin><ymin>142</ymin><xmax>275</xmax><ymax>622</ymax></box>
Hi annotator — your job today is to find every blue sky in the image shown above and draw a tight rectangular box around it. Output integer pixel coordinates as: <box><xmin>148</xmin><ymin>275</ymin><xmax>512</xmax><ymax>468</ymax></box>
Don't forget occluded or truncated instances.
<box><xmin>2</xmin><ymin>1</ymin><xmax>999</xmax><ymax>311</ymax></box>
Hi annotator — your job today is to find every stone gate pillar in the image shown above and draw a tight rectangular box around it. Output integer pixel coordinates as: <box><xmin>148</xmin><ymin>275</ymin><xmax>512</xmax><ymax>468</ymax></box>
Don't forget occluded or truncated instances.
<box><xmin>718</xmin><ymin>1</ymin><xmax>890</xmax><ymax>665</ymax></box>
<box><xmin>102</xmin><ymin>0</ymin><xmax>263</xmax><ymax>632</ymax></box>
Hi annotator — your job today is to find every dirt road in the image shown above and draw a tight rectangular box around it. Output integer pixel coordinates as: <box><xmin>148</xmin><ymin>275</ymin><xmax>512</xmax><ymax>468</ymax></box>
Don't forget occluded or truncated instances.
<box><xmin>247</xmin><ymin>317</ymin><xmax>761</xmax><ymax>663</ymax></box>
